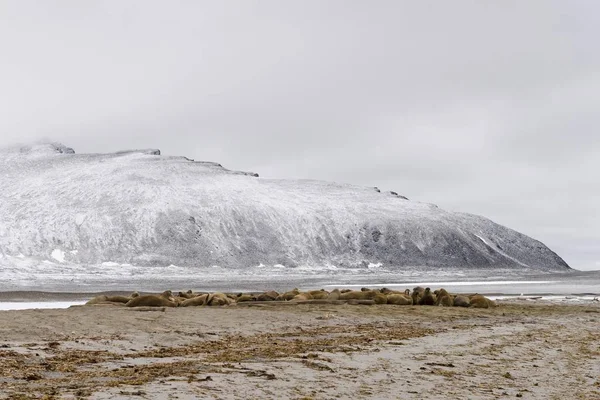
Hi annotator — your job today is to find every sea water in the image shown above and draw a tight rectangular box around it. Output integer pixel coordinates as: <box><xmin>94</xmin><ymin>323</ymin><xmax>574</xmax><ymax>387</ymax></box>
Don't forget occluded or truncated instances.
<box><xmin>0</xmin><ymin>269</ymin><xmax>598</xmax><ymax>310</ymax></box>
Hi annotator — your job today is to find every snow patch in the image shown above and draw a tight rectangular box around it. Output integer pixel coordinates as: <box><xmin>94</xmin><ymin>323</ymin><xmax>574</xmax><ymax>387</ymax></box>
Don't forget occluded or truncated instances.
<box><xmin>75</xmin><ymin>214</ymin><xmax>86</xmax><ymax>225</ymax></box>
<box><xmin>475</xmin><ymin>234</ymin><xmax>531</xmax><ymax>268</ymax></box>
<box><xmin>101</xmin><ymin>261</ymin><xmax>122</xmax><ymax>267</ymax></box>
<box><xmin>51</xmin><ymin>249</ymin><xmax>65</xmax><ymax>263</ymax></box>
<box><xmin>0</xmin><ymin>301</ymin><xmax>86</xmax><ymax>311</ymax></box>
<box><xmin>474</xmin><ymin>234</ymin><xmax>489</xmax><ymax>245</ymax></box>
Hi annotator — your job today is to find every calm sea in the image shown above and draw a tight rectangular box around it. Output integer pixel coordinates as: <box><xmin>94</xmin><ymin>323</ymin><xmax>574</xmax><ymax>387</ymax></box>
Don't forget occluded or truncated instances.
<box><xmin>0</xmin><ymin>269</ymin><xmax>598</xmax><ymax>310</ymax></box>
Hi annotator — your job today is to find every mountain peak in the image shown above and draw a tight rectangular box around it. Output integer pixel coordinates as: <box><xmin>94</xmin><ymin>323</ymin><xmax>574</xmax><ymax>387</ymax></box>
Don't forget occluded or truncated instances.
<box><xmin>1</xmin><ymin>141</ymin><xmax>76</xmax><ymax>157</ymax></box>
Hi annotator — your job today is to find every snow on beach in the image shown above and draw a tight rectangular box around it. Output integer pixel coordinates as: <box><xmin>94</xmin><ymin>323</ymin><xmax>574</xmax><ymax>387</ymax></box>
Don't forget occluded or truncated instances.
<box><xmin>0</xmin><ymin>301</ymin><xmax>86</xmax><ymax>311</ymax></box>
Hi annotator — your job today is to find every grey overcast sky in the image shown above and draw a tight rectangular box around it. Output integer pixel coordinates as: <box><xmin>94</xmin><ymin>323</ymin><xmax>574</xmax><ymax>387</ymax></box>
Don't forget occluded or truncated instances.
<box><xmin>0</xmin><ymin>1</ymin><xmax>598</xmax><ymax>270</ymax></box>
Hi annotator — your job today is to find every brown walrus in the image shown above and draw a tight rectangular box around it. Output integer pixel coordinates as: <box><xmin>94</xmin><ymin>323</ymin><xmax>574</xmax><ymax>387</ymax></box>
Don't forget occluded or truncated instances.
<box><xmin>453</xmin><ymin>295</ymin><xmax>471</xmax><ymax>307</ymax></box>
<box><xmin>173</xmin><ymin>296</ymin><xmax>189</xmax><ymax>305</ymax></box>
<box><xmin>339</xmin><ymin>289</ymin><xmax>387</xmax><ymax>303</ymax></box>
<box><xmin>372</xmin><ymin>290</ymin><xmax>388</xmax><ymax>304</ymax></box>
<box><xmin>277</xmin><ymin>288</ymin><xmax>300</xmax><ymax>301</ymax></box>
<box><xmin>411</xmin><ymin>291</ymin><xmax>420</xmax><ymax>305</ymax></box>
<box><xmin>126</xmin><ymin>291</ymin><xmax>177</xmax><ymax>307</ymax></box>
<box><xmin>381</xmin><ymin>288</ymin><xmax>409</xmax><ymax>295</ymax></box>
<box><xmin>177</xmin><ymin>290</ymin><xmax>195</xmax><ymax>299</ymax></box>
<box><xmin>206</xmin><ymin>293</ymin><xmax>234</xmax><ymax>306</ymax></box>
<box><xmin>469</xmin><ymin>294</ymin><xmax>496</xmax><ymax>308</ymax></box>
<box><xmin>339</xmin><ymin>290</ymin><xmax>369</xmax><ymax>300</ymax></box>
<box><xmin>180</xmin><ymin>293</ymin><xmax>210</xmax><ymax>307</ymax></box>
<box><xmin>413</xmin><ymin>286</ymin><xmax>425</xmax><ymax>296</ymax></box>
<box><xmin>85</xmin><ymin>291</ymin><xmax>139</xmax><ymax>305</ymax></box>
<box><xmin>419</xmin><ymin>288</ymin><xmax>435</xmax><ymax>306</ymax></box>
<box><xmin>236</xmin><ymin>294</ymin><xmax>256</xmax><ymax>303</ymax></box>
<box><xmin>435</xmin><ymin>288</ymin><xmax>454</xmax><ymax>307</ymax></box>
<box><xmin>327</xmin><ymin>288</ymin><xmax>341</xmax><ymax>300</ymax></box>
<box><xmin>291</xmin><ymin>292</ymin><xmax>314</xmax><ymax>301</ymax></box>
<box><xmin>309</xmin><ymin>290</ymin><xmax>330</xmax><ymax>300</ymax></box>
<box><xmin>412</xmin><ymin>286</ymin><xmax>425</xmax><ymax>305</ymax></box>
<box><xmin>387</xmin><ymin>292</ymin><xmax>413</xmax><ymax>305</ymax></box>
<box><xmin>256</xmin><ymin>290</ymin><xmax>279</xmax><ymax>301</ymax></box>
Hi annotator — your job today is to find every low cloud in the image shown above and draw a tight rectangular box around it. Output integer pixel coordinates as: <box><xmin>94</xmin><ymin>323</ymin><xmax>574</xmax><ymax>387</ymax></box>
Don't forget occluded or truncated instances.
<box><xmin>1</xmin><ymin>1</ymin><xmax>598</xmax><ymax>269</ymax></box>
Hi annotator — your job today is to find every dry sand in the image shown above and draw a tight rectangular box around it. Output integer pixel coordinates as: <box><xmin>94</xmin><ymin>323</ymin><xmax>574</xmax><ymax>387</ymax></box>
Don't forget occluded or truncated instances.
<box><xmin>0</xmin><ymin>300</ymin><xmax>599</xmax><ymax>399</ymax></box>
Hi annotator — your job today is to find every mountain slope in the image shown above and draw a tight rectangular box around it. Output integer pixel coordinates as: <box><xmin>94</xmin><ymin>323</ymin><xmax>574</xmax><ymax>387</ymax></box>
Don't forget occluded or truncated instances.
<box><xmin>0</xmin><ymin>143</ymin><xmax>570</xmax><ymax>273</ymax></box>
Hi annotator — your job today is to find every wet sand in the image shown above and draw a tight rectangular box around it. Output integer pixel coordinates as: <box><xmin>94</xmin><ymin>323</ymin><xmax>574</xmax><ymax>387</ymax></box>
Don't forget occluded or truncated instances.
<box><xmin>1</xmin><ymin>300</ymin><xmax>599</xmax><ymax>399</ymax></box>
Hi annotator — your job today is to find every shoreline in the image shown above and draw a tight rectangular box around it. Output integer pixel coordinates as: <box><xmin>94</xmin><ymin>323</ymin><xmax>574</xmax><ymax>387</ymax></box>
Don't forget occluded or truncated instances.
<box><xmin>0</xmin><ymin>285</ymin><xmax>600</xmax><ymax>304</ymax></box>
<box><xmin>0</xmin><ymin>289</ymin><xmax>598</xmax><ymax>303</ymax></box>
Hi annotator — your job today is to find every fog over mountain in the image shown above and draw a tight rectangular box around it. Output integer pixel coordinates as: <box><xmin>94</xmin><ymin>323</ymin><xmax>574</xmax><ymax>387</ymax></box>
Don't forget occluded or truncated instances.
<box><xmin>0</xmin><ymin>144</ymin><xmax>570</xmax><ymax>284</ymax></box>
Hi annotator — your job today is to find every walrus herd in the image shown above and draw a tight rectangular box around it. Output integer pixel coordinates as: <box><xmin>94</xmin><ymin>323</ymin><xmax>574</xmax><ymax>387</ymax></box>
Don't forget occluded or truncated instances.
<box><xmin>84</xmin><ymin>287</ymin><xmax>497</xmax><ymax>309</ymax></box>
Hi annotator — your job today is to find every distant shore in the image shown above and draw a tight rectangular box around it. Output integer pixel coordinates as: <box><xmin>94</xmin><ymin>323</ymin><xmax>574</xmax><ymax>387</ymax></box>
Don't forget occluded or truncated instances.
<box><xmin>2</xmin><ymin>268</ymin><xmax>596</xmax><ymax>295</ymax></box>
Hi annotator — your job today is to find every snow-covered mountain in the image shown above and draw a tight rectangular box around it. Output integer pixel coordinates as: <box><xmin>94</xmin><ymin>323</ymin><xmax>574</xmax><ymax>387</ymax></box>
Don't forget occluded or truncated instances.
<box><xmin>0</xmin><ymin>142</ymin><xmax>570</xmax><ymax>279</ymax></box>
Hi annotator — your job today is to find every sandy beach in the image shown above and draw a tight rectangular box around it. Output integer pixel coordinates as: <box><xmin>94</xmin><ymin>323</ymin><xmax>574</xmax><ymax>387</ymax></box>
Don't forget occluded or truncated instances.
<box><xmin>0</xmin><ymin>299</ymin><xmax>599</xmax><ymax>399</ymax></box>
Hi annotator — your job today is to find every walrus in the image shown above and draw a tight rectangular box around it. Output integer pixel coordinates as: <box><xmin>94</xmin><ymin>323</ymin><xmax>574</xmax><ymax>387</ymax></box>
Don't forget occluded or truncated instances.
<box><xmin>380</xmin><ymin>288</ymin><xmax>409</xmax><ymax>295</ymax></box>
<box><xmin>412</xmin><ymin>286</ymin><xmax>425</xmax><ymax>305</ymax></box>
<box><xmin>453</xmin><ymin>295</ymin><xmax>471</xmax><ymax>307</ymax></box>
<box><xmin>419</xmin><ymin>288</ymin><xmax>435</xmax><ymax>306</ymax></box>
<box><xmin>256</xmin><ymin>290</ymin><xmax>279</xmax><ymax>301</ymax></box>
<box><xmin>327</xmin><ymin>289</ymin><xmax>341</xmax><ymax>300</ymax></box>
<box><xmin>339</xmin><ymin>290</ymin><xmax>369</xmax><ymax>300</ymax></box>
<box><xmin>339</xmin><ymin>289</ymin><xmax>386</xmax><ymax>303</ymax></box>
<box><xmin>291</xmin><ymin>292</ymin><xmax>314</xmax><ymax>301</ymax></box>
<box><xmin>126</xmin><ymin>291</ymin><xmax>177</xmax><ymax>307</ymax></box>
<box><xmin>435</xmin><ymin>288</ymin><xmax>454</xmax><ymax>307</ymax></box>
<box><xmin>413</xmin><ymin>286</ymin><xmax>425</xmax><ymax>296</ymax></box>
<box><xmin>437</xmin><ymin>294</ymin><xmax>454</xmax><ymax>307</ymax></box>
<box><xmin>469</xmin><ymin>294</ymin><xmax>496</xmax><ymax>308</ymax></box>
<box><xmin>411</xmin><ymin>291</ymin><xmax>421</xmax><ymax>305</ymax></box>
<box><xmin>309</xmin><ymin>290</ymin><xmax>330</xmax><ymax>300</ymax></box>
<box><xmin>206</xmin><ymin>293</ymin><xmax>234</xmax><ymax>306</ymax></box>
<box><xmin>372</xmin><ymin>291</ymin><xmax>388</xmax><ymax>304</ymax></box>
<box><xmin>180</xmin><ymin>293</ymin><xmax>210</xmax><ymax>307</ymax></box>
<box><xmin>173</xmin><ymin>296</ymin><xmax>189</xmax><ymax>305</ymax></box>
<box><xmin>85</xmin><ymin>291</ymin><xmax>139</xmax><ymax>305</ymax></box>
<box><xmin>387</xmin><ymin>293</ymin><xmax>413</xmax><ymax>305</ymax></box>
<box><xmin>236</xmin><ymin>294</ymin><xmax>256</xmax><ymax>303</ymax></box>
<box><xmin>277</xmin><ymin>288</ymin><xmax>300</xmax><ymax>301</ymax></box>
<box><xmin>178</xmin><ymin>290</ymin><xmax>196</xmax><ymax>299</ymax></box>
<box><xmin>235</xmin><ymin>293</ymin><xmax>256</xmax><ymax>303</ymax></box>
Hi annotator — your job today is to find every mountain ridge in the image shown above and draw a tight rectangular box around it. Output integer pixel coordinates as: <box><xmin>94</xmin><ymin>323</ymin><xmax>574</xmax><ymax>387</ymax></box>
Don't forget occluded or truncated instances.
<box><xmin>0</xmin><ymin>143</ymin><xmax>570</xmax><ymax>273</ymax></box>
